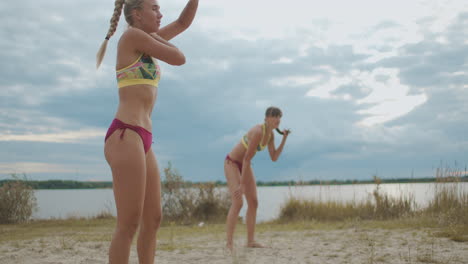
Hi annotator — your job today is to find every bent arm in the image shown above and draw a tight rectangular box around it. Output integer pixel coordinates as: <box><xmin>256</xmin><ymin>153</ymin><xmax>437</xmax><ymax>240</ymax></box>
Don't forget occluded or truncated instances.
<box><xmin>129</xmin><ymin>28</ymin><xmax>185</xmax><ymax>65</ymax></box>
<box><xmin>158</xmin><ymin>0</ymin><xmax>199</xmax><ymax>41</ymax></box>
<box><xmin>268</xmin><ymin>133</ymin><xmax>288</xmax><ymax>162</ymax></box>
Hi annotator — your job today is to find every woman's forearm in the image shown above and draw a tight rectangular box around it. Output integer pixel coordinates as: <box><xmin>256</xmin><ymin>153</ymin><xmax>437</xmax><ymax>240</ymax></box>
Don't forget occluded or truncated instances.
<box><xmin>178</xmin><ymin>0</ymin><xmax>199</xmax><ymax>28</ymax></box>
<box><xmin>150</xmin><ymin>33</ymin><xmax>177</xmax><ymax>48</ymax></box>
<box><xmin>240</xmin><ymin>160</ymin><xmax>252</xmax><ymax>184</ymax></box>
<box><xmin>273</xmin><ymin>138</ymin><xmax>287</xmax><ymax>161</ymax></box>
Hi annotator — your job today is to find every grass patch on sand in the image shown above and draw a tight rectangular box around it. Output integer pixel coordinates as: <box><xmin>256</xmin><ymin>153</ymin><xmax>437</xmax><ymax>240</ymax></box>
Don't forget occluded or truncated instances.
<box><xmin>0</xmin><ymin>218</ymin><xmax>115</xmax><ymax>243</ymax></box>
<box><xmin>1</xmin><ymin>216</ymin><xmax>463</xmax><ymax>246</ymax></box>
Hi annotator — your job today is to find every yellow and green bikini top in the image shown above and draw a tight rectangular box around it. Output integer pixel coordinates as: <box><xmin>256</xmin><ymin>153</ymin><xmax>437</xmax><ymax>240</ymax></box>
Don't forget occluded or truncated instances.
<box><xmin>116</xmin><ymin>53</ymin><xmax>161</xmax><ymax>88</ymax></box>
<box><xmin>241</xmin><ymin>123</ymin><xmax>270</xmax><ymax>152</ymax></box>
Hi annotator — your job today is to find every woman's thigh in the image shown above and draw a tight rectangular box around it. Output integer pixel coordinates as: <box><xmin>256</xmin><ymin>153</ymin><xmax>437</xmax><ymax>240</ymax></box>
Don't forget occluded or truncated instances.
<box><xmin>141</xmin><ymin>150</ymin><xmax>162</xmax><ymax>222</ymax></box>
<box><xmin>105</xmin><ymin>129</ymin><xmax>147</xmax><ymax>221</ymax></box>
<box><xmin>224</xmin><ymin>159</ymin><xmax>242</xmax><ymax>199</ymax></box>
<box><xmin>243</xmin><ymin>166</ymin><xmax>258</xmax><ymax>204</ymax></box>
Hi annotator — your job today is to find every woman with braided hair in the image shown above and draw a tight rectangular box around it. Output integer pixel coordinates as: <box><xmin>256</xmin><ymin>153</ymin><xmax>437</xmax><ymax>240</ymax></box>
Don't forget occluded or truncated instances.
<box><xmin>224</xmin><ymin>106</ymin><xmax>290</xmax><ymax>250</ymax></box>
<box><xmin>96</xmin><ymin>0</ymin><xmax>198</xmax><ymax>263</ymax></box>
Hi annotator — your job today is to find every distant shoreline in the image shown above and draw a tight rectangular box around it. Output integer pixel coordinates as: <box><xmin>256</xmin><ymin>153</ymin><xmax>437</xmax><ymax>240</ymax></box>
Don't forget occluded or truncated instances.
<box><xmin>1</xmin><ymin>176</ymin><xmax>467</xmax><ymax>190</ymax></box>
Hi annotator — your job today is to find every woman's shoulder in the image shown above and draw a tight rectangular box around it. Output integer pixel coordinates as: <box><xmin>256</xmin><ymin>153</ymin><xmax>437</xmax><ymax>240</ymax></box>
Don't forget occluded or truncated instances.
<box><xmin>120</xmin><ymin>27</ymin><xmax>146</xmax><ymax>42</ymax></box>
<box><xmin>247</xmin><ymin>124</ymin><xmax>263</xmax><ymax>137</ymax></box>
<box><xmin>118</xmin><ymin>28</ymin><xmax>152</xmax><ymax>55</ymax></box>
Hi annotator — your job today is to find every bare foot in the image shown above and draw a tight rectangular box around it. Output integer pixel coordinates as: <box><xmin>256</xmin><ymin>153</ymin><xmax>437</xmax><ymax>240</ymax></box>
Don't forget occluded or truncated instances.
<box><xmin>246</xmin><ymin>241</ymin><xmax>266</xmax><ymax>248</ymax></box>
<box><xmin>226</xmin><ymin>242</ymin><xmax>234</xmax><ymax>252</ymax></box>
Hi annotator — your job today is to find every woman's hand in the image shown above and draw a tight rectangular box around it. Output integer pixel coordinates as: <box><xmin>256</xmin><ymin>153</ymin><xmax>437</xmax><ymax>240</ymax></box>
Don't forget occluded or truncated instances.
<box><xmin>282</xmin><ymin>129</ymin><xmax>291</xmax><ymax>137</ymax></box>
<box><xmin>233</xmin><ymin>183</ymin><xmax>245</xmax><ymax>199</ymax></box>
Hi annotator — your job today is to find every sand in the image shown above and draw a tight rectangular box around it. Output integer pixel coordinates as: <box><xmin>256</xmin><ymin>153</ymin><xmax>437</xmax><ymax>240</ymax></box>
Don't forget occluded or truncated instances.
<box><xmin>1</xmin><ymin>226</ymin><xmax>467</xmax><ymax>264</ymax></box>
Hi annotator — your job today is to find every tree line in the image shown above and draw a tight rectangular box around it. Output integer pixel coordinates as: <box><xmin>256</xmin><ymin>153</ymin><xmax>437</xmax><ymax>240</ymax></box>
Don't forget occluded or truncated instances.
<box><xmin>0</xmin><ymin>175</ymin><xmax>466</xmax><ymax>190</ymax></box>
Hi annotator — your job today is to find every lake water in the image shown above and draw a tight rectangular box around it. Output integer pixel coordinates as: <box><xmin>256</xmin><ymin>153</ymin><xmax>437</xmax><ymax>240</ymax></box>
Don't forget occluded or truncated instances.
<box><xmin>33</xmin><ymin>182</ymin><xmax>468</xmax><ymax>222</ymax></box>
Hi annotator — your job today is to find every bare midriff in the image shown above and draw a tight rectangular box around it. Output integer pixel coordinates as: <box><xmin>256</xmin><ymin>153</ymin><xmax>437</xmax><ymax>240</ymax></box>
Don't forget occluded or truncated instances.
<box><xmin>227</xmin><ymin>142</ymin><xmax>248</xmax><ymax>164</ymax></box>
<box><xmin>114</xmin><ymin>84</ymin><xmax>158</xmax><ymax>131</ymax></box>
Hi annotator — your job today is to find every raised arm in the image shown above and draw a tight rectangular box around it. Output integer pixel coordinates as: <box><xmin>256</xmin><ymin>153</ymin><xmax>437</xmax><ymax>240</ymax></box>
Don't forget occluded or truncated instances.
<box><xmin>267</xmin><ymin>130</ymin><xmax>289</xmax><ymax>162</ymax></box>
<box><xmin>125</xmin><ymin>27</ymin><xmax>185</xmax><ymax>65</ymax></box>
<box><xmin>158</xmin><ymin>0</ymin><xmax>199</xmax><ymax>41</ymax></box>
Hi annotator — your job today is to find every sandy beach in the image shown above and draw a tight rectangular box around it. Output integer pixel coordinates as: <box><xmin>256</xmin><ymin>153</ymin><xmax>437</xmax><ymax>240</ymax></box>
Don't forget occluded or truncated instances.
<box><xmin>1</xmin><ymin>221</ymin><xmax>467</xmax><ymax>264</ymax></box>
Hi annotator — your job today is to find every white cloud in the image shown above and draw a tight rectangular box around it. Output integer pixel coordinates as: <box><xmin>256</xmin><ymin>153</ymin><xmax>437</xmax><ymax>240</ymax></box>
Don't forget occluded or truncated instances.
<box><xmin>197</xmin><ymin>0</ymin><xmax>466</xmax><ymax>42</ymax></box>
<box><xmin>0</xmin><ymin>129</ymin><xmax>105</xmax><ymax>143</ymax></box>
<box><xmin>357</xmin><ymin>94</ymin><xmax>427</xmax><ymax>126</ymax></box>
<box><xmin>355</xmin><ymin>68</ymin><xmax>428</xmax><ymax>126</ymax></box>
<box><xmin>363</xmin><ymin>51</ymin><xmax>399</xmax><ymax>64</ymax></box>
<box><xmin>49</xmin><ymin>14</ymin><xmax>64</xmax><ymax>23</ymax></box>
<box><xmin>304</xmin><ymin>67</ymin><xmax>429</xmax><ymax>126</ymax></box>
<box><xmin>0</xmin><ymin>162</ymin><xmax>78</xmax><ymax>174</ymax></box>
<box><xmin>212</xmin><ymin>130</ymin><xmax>245</xmax><ymax>147</ymax></box>
<box><xmin>357</xmin><ymin>69</ymin><xmax>418</xmax><ymax>103</ymax></box>
<box><xmin>270</xmin><ymin>75</ymin><xmax>322</xmax><ymax>87</ymax></box>
<box><xmin>306</xmin><ymin>76</ymin><xmax>353</xmax><ymax>99</ymax></box>
<box><xmin>272</xmin><ymin>57</ymin><xmax>293</xmax><ymax>64</ymax></box>
<box><xmin>449</xmin><ymin>71</ymin><xmax>467</xmax><ymax>76</ymax></box>
<box><xmin>0</xmin><ymin>107</ymin><xmax>106</xmax><ymax>143</ymax></box>
<box><xmin>197</xmin><ymin>58</ymin><xmax>232</xmax><ymax>71</ymax></box>
<box><xmin>54</xmin><ymin>56</ymin><xmax>112</xmax><ymax>92</ymax></box>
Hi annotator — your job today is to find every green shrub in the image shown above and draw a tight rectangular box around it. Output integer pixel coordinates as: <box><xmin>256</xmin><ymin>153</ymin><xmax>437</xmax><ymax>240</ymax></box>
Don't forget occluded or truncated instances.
<box><xmin>192</xmin><ymin>182</ymin><xmax>230</xmax><ymax>222</ymax></box>
<box><xmin>161</xmin><ymin>162</ymin><xmax>230</xmax><ymax>224</ymax></box>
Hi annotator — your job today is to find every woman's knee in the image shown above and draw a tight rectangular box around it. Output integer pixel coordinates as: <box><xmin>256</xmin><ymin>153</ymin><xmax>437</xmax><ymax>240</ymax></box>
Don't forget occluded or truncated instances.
<box><xmin>118</xmin><ymin>208</ymin><xmax>144</xmax><ymax>231</ymax></box>
<box><xmin>116</xmin><ymin>218</ymin><xmax>140</xmax><ymax>240</ymax></box>
<box><xmin>155</xmin><ymin>211</ymin><xmax>163</xmax><ymax>228</ymax></box>
<box><xmin>142</xmin><ymin>210</ymin><xmax>163</xmax><ymax>231</ymax></box>
<box><xmin>247</xmin><ymin>198</ymin><xmax>258</xmax><ymax>210</ymax></box>
<box><xmin>231</xmin><ymin>197</ymin><xmax>243</xmax><ymax>211</ymax></box>
<box><xmin>145</xmin><ymin>211</ymin><xmax>162</xmax><ymax>230</ymax></box>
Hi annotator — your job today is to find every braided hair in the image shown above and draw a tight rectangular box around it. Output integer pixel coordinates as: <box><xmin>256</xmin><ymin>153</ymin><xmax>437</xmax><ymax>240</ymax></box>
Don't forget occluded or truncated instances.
<box><xmin>95</xmin><ymin>0</ymin><xmax>145</xmax><ymax>68</ymax></box>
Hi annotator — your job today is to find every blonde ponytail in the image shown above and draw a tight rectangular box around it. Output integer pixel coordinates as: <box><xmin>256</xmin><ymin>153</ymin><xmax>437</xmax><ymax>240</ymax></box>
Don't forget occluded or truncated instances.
<box><xmin>96</xmin><ymin>0</ymin><xmax>125</xmax><ymax>69</ymax></box>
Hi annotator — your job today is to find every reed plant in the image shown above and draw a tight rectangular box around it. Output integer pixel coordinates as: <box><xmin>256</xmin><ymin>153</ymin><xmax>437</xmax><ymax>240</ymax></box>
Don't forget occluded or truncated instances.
<box><xmin>423</xmin><ymin>166</ymin><xmax>468</xmax><ymax>241</ymax></box>
<box><xmin>0</xmin><ymin>173</ymin><xmax>37</xmax><ymax>224</ymax></box>
<box><xmin>424</xmin><ymin>166</ymin><xmax>468</xmax><ymax>223</ymax></box>
<box><xmin>278</xmin><ymin>167</ymin><xmax>468</xmax><ymax>241</ymax></box>
<box><xmin>278</xmin><ymin>177</ymin><xmax>415</xmax><ymax>222</ymax></box>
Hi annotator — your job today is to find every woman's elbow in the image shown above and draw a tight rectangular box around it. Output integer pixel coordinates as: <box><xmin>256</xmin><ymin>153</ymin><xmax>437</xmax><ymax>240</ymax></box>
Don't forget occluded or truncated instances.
<box><xmin>177</xmin><ymin>19</ymin><xmax>191</xmax><ymax>31</ymax></box>
<box><xmin>168</xmin><ymin>53</ymin><xmax>186</xmax><ymax>66</ymax></box>
<box><xmin>271</xmin><ymin>156</ymin><xmax>278</xmax><ymax>162</ymax></box>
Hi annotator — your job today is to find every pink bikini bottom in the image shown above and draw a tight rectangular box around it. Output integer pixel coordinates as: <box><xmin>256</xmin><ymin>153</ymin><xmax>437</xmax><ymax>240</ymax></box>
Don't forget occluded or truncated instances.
<box><xmin>105</xmin><ymin>118</ymin><xmax>152</xmax><ymax>153</ymax></box>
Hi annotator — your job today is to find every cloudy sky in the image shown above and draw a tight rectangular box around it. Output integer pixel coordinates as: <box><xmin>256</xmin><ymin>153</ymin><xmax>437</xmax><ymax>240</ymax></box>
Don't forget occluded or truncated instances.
<box><xmin>1</xmin><ymin>0</ymin><xmax>467</xmax><ymax>182</ymax></box>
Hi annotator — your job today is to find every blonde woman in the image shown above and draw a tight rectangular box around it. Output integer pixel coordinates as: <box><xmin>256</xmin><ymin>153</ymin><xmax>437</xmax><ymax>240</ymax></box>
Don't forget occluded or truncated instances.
<box><xmin>96</xmin><ymin>0</ymin><xmax>198</xmax><ymax>263</ymax></box>
<box><xmin>224</xmin><ymin>106</ymin><xmax>290</xmax><ymax>250</ymax></box>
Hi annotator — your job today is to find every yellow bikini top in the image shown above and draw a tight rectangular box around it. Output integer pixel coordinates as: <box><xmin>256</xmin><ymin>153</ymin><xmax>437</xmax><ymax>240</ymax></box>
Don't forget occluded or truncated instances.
<box><xmin>241</xmin><ymin>123</ymin><xmax>270</xmax><ymax>152</ymax></box>
<box><xmin>116</xmin><ymin>53</ymin><xmax>161</xmax><ymax>88</ymax></box>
